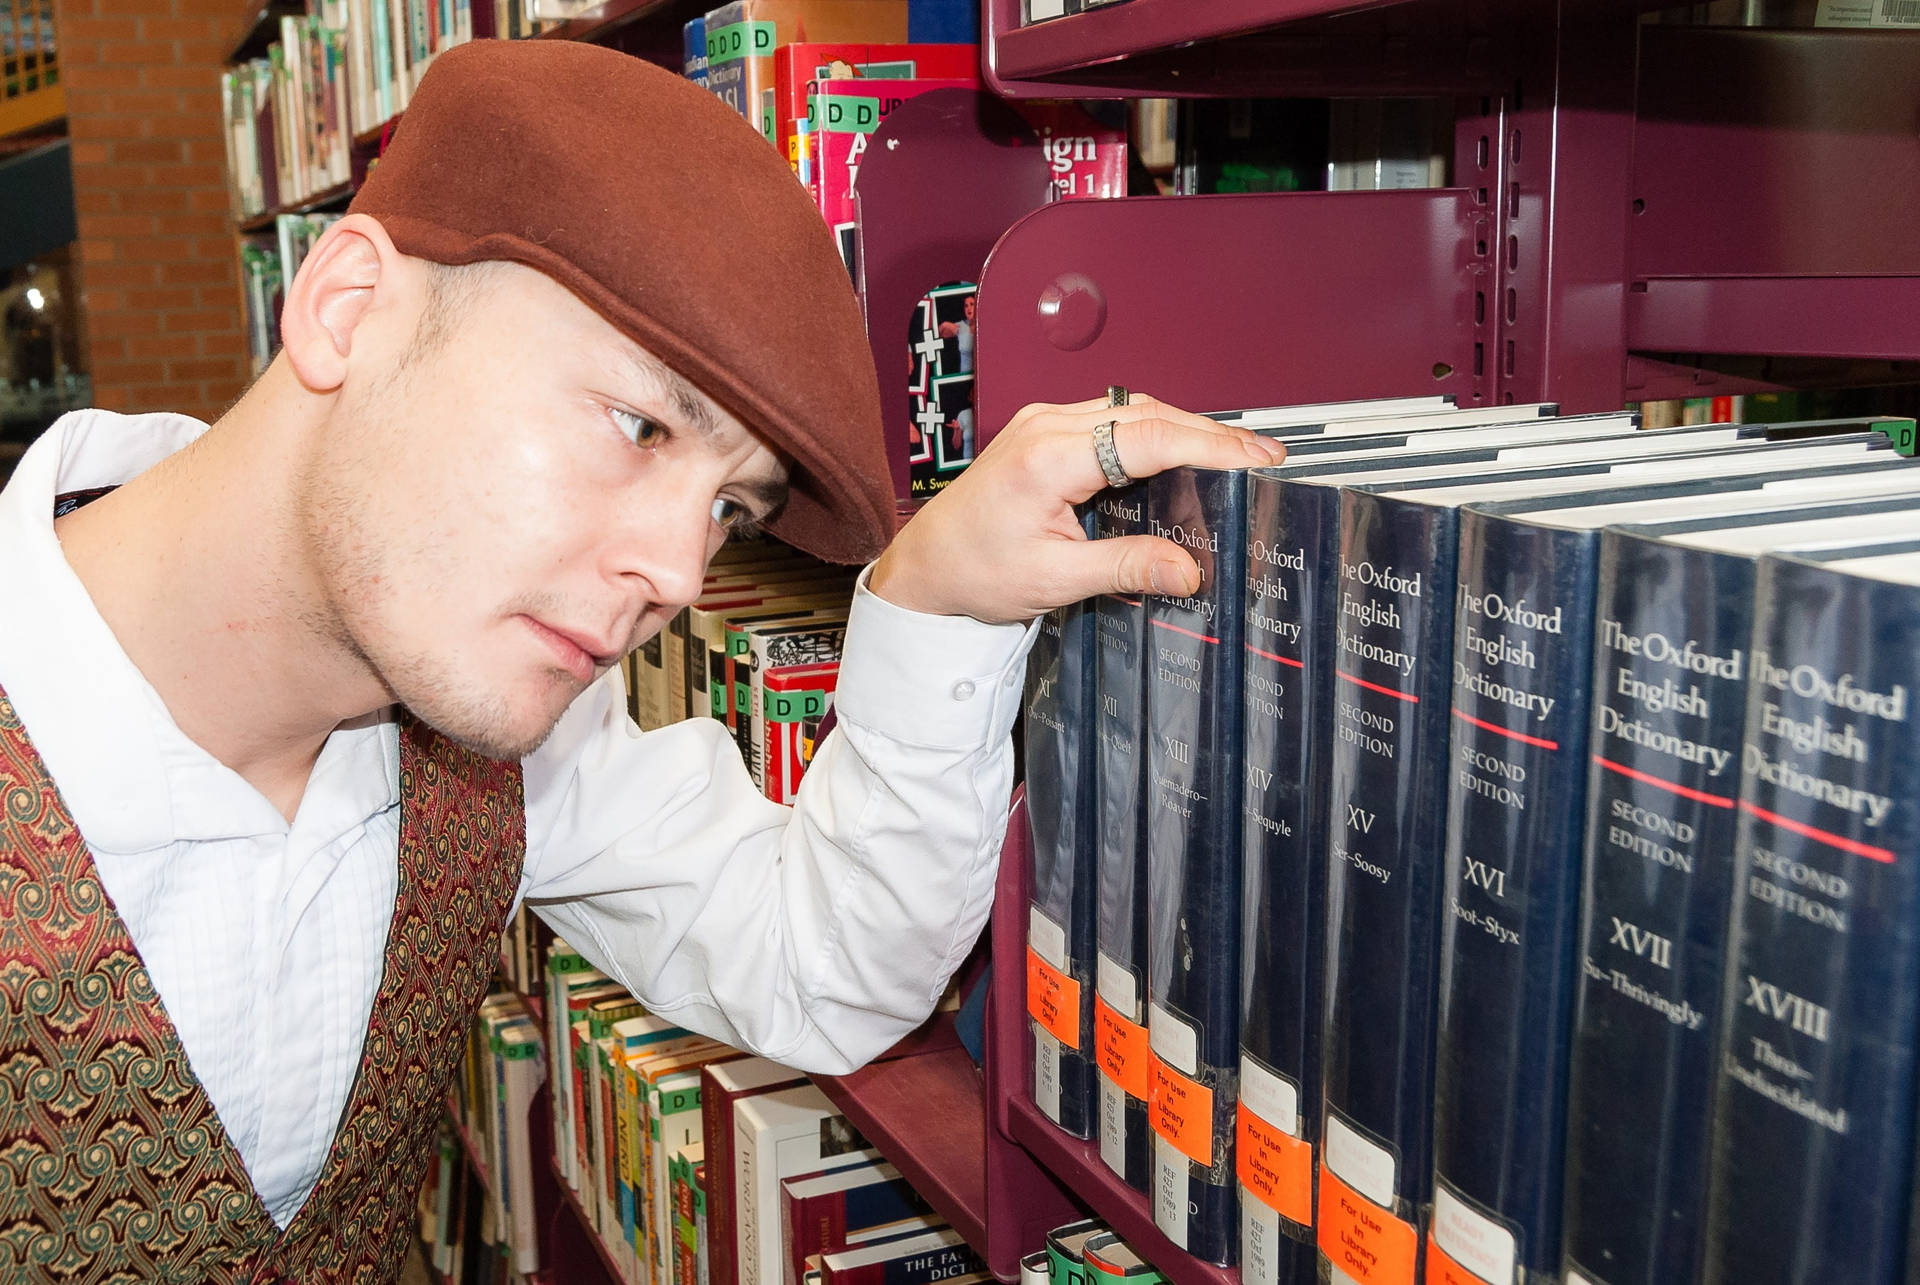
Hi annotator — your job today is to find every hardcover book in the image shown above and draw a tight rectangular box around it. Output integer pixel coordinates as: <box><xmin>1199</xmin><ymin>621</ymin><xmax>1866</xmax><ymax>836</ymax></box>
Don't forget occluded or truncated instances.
<box><xmin>1028</xmin><ymin>564</ymin><xmax>1100</xmax><ymax>1139</ymax></box>
<box><xmin>702</xmin><ymin>1057</ymin><xmax>809</xmax><ymax>1285</ymax></box>
<box><xmin>1702</xmin><ymin>542</ymin><xmax>1920</xmax><ymax>1285</ymax></box>
<box><xmin>1144</xmin><ymin>465</ymin><xmax>1249</xmax><ymax>1264</ymax></box>
<box><xmin>702</xmin><ymin>0</ymin><xmax>908</xmax><ymax>141</ymax></box>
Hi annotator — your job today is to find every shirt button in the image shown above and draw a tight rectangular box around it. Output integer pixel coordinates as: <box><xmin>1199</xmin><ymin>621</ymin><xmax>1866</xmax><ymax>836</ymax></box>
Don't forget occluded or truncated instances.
<box><xmin>952</xmin><ymin>680</ymin><xmax>976</xmax><ymax>701</ymax></box>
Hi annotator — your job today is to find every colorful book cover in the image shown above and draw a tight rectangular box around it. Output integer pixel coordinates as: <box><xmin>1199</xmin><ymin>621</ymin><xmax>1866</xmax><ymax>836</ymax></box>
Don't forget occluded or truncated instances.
<box><xmin>684</xmin><ymin>15</ymin><xmax>710</xmax><ymax>85</ymax></box>
<box><xmin>702</xmin><ymin>0</ymin><xmax>908</xmax><ymax>142</ymax></box>
<box><xmin>905</xmin><ymin>280</ymin><xmax>979</xmax><ymax>501</ymax></box>
<box><xmin>762</xmin><ymin>661</ymin><xmax>839</xmax><ymax>804</ymax></box>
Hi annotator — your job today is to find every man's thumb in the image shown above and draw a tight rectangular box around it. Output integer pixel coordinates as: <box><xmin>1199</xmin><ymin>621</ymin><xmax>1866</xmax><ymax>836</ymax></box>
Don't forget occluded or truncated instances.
<box><xmin>1092</xmin><ymin>535</ymin><xmax>1201</xmax><ymax>599</ymax></box>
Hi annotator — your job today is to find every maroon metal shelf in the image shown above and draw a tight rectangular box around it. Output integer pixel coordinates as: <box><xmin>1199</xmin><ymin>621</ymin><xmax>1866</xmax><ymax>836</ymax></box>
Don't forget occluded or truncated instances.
<box><xmin>973</xmin><ymin>189</ymin><xmax>1486</xmax><ymax>434</ymax></box>
<box><xmin>816</xmin><ymin>1047</ymin><xmax>995</xmax><ymax>1258</ymax></box>
<box><xmin>548</xmin><ymin>1153</ymin><xmax>629</xmax><ymax>1285</ymax></box>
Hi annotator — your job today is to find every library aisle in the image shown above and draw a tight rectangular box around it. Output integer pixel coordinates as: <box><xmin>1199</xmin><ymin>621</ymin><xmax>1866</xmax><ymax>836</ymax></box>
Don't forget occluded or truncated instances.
<box><xmin>2</xmin><ymin>0</ymin><xmax>1917</xmax><ymax>1284</ymax></box>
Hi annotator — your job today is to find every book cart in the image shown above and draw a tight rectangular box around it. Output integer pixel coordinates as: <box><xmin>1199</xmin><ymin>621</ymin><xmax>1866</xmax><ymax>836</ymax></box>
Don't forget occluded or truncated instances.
<box><xmin>214</xmin><ymin>0</ymin><xmax>1920</xmax><ymax>1280</ymax></box>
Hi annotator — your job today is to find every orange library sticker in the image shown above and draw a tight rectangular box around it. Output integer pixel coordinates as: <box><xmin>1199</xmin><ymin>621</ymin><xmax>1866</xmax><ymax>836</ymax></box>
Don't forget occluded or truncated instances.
<box><xmin>1316</xmin><ymin>1164</ymin><xmax>1418</xmax><ymax>1285</ymax></box>
<box><xmin>1025</xmin><ymin>947</ymin><xmax>1081</xmax><ymax>1049</ymax></box>
<box><xmin>1426</xmin><ymin>1236</ymin><xmax>1495</xmax><ymax>1285</ymax></box>
<box><xmin>1236</xmin><ymin>1104</ymin><xmax>1313</xmax><ymax>1226</ymax></box>
<box><xmin>1148</xmin><ymin>1054</ymin><xmax>1215</xmax><ymax>1167</ymax></box>
<box><xmin>1095</xmin><ymin>998</ymin><xmax>1150</xmax><ymax>1100</ymax></box>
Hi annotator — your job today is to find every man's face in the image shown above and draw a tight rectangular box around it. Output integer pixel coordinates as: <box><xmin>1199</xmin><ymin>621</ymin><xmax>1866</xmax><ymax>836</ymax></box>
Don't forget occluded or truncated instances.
<box><xmin>299</xmin><ymin>262</ymin><xmax>788</xmax><ymax>759</ymax></box>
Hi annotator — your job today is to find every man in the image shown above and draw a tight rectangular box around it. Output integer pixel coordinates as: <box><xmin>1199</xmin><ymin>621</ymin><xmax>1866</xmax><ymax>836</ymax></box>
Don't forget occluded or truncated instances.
<box><xmin>0</xmin><ymin>38</ymin><xmax>1285</xmax><ymax>1283</ymax></box>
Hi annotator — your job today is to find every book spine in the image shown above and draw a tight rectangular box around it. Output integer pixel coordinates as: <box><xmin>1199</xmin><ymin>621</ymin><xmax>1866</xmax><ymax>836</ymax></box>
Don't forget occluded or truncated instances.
<box><xmin>1428</xmin><ymin>513</ymin><xmax>1601</xmax><ymax>1285</ymax></box>
<box><xmin>704</xmin><ymin>1083</ymin><xmax>741</xmax><ymax>1285</ymax></box>
<box><xmin>1318</xmin><ymin>489</ymin><xmax>1462</xmax><ymax>1283</ymax></box>
<box><xmin>1559</xmin><ymin>532</ymin><xmax>1753</xmax><ymax>1285</ymax></box>
<box><xmin>1026</xmin><ymin>548</ymin><xmax>1099</xmax><ymax>1138</ymax></box>
<box><xmin>1093</xmin><ymin>484</ymin><xmax>1152</xmax><ymax>1189</ymax></box>
<box><xmin>1236</xmin><ymin>472</ymin><xmax>1330</xmax><ymax>1285</ymax></box>
<box><xmin>1702</xmin><ymin>555</ymin><xmax>1920</xmax><ymax>1285</ymax></box>
<box><xmin>1144</xmin><ymin>466</ymin><xmax>1247</xmax><ymax>1264</ymax></box>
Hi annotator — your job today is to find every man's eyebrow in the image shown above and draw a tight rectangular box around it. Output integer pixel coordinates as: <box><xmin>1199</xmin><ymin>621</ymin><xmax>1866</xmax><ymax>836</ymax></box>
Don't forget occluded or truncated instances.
<box><xmin>615</xmin><ymin>344</ymin><xmax>722</xmax><ymax>442</ymax></box>
<box><xmin>741</xmin><ymin>471</ymin><xmax>791</xmax><ymax>517</ymax></box>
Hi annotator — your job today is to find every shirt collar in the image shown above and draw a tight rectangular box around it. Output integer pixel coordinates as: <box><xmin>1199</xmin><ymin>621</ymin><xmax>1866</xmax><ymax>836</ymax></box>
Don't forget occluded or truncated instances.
<box><xmin>0</xmin><ymin>409</ymin><xmax>401</xmax><ymax>851</ymax></box>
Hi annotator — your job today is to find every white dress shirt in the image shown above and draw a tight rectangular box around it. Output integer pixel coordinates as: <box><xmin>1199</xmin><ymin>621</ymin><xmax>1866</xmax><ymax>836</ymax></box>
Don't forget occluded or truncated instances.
<box><xmin>0</xmin><ymin>409</ymin><xmax>1030</xmax><ymax>1228</ymax></box>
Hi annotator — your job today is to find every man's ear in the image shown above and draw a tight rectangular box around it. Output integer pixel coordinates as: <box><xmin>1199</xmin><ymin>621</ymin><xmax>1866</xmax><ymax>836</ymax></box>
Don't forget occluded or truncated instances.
<box><xmin>279</xmin><ymin>213</ymin><xmax>411</xmax><ymax>394</ymax></box>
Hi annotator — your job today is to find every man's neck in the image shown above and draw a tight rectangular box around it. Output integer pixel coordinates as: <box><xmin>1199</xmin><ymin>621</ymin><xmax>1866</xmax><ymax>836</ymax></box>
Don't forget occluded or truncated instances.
<box><xmin>54</xmin><ymin>379</ymin><xmax>391</xmax><ymax>821</ymax></box>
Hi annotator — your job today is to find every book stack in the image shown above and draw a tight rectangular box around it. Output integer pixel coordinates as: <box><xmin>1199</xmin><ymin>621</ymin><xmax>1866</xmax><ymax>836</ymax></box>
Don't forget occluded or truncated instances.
<box><xmin>448</xmin><ymin>989</ymin><xmax>548</xmax><ymax>1276</ymax></box>
<box><xmin>538</xmin><ymin>938</ymin><xmax>990</xmax><ymax>1285</ymax></box>
<box><xmin>1022</xmin><ymin>392</ymin><xmax>1920</xmax><ymax>1278</ymax></box>
<box><xmin>623</xmin><ymin>539</ymin><xmax>858</xmax><ymax>804</ymax></box>
<box><xmin>219</xmin><ymin>0</ymin><xmax>490</xmax><ymax>221</ymax></box>
<box><xmin>420</xmin><ymin>1120</ymin><xmax>521</xmax><ymax>1281</ymax></box>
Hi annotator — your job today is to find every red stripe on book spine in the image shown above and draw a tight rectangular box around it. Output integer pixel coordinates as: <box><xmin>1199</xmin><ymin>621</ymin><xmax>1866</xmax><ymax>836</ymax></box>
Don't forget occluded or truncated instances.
<box><xmin>1593</xmin><ymin>755</ymin><xmax>1735</xmax><ymax>809</ymax></box>
<box><xmin>1336</xmin><ymin>669</ymin><xmax>1419</xmax><ymax>703</ymax></box>
<box><xmin>1451</xmin><ymin>706</ymin><xmax>1559</xmax><ymax>751</ymax></box>
<box><xmin>1151</xmin><ymin>619</ymin><xmax>1220</xmax><ymax>645</ymax></box>
<box><xmin>1247</xmin><ymin>643</ymin><xmax>1305</xmax><ymax>669</ymax></box>
<box><xmin>1739</xmin><ymin>800</ymin><xmax>1897</xmax><ymax>865</ymax></box>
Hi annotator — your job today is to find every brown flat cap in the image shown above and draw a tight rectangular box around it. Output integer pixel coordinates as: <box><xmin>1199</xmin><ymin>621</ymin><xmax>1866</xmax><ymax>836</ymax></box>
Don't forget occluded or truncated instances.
<box><xmin>349</xmin><ymin>39</ymin><xmax>894</xmax><ymax>564</ymax></box>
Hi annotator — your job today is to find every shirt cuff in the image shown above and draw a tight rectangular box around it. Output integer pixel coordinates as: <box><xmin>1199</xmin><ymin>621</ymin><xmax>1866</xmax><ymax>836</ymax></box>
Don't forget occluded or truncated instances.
<box><xmin>833</xmin><ymin>565</ymin><xmax>1038</xmax><ymax>752</ymax></box>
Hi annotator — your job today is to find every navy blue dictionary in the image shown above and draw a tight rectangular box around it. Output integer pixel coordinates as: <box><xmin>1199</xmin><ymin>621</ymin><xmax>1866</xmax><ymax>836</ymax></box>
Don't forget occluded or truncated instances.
<box><xmin>1144</xmin><ymin>465</ymin><xmax>1248</xmax><ymax>1264</ymax></box>
<box><xmin>1237</xmin><ymin>471</ymin><xmax>1330</xmax><ymax>1285</ymax></box>
<box><xmin>1093</xmin><ymin>481</ymin><xmax>1153</xmax><ymax>1189</ymax></box>
<box><xmin>1558</xmin><ymin>488</ymin><xmax>1920</xmax><ymax>1285</ymax></box>
<box><xmin>1026</xmin><ymin>528</ymin><xmax>1100</xmax><ymax>1139</ymax></box>
<box><xmin>1702</xmin><ymin>544</ymin><xmax>1920</xmax><ymax>1285</ymax></box>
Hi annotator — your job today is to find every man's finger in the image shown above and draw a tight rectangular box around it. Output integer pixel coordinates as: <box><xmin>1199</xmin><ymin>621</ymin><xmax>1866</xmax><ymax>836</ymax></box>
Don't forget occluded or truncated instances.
<box><xmin>1047</xmin><ymin>534</ymin><xmax>1202</xmax><ymax>607</ymax></box>
<box><xmin>1100</xmin><ymin>414</ymin><xmax>1288</xmax><ymax>483</ymax></box>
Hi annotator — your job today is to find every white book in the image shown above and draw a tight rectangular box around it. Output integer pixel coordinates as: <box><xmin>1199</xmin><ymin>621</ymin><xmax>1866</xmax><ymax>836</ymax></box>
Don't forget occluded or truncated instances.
<box><xmin>733</xmin><ymin>1084</ymin><xmax>878</xmax><ymax>1285</ymax></box>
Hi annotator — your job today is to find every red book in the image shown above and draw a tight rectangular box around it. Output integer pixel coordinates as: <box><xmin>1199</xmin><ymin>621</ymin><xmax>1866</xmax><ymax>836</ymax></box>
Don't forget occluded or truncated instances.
<box><xmin>702</xmin><ymin>1058</ymin><xmax>809</xmax><ymax>1285</ymax></box>
<box><xmin>778</xmin><ymin>1162</ymin><xmax>934</xmax><ymax>1285</ymax></box>
<box><xmin>762</xmin><ymin>662</ymin><xmax>840</xmax><ymax>804</ymax></box>
<box><xmin>773</xmin><ymin>42</ymin><xmax>980</xmax><ymax>177</ymax></box>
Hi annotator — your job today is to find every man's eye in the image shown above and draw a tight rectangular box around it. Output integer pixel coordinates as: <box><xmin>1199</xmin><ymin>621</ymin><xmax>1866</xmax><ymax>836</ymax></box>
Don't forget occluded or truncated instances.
<box><xmin>710</xmin><ymin>497</ymin><xmax>747</xmax><ymax>529</ymax></box>
<box><xmin>611</xmin><ymin>408</ymin><xmax>664</xmax><ymax>446</ymax></box>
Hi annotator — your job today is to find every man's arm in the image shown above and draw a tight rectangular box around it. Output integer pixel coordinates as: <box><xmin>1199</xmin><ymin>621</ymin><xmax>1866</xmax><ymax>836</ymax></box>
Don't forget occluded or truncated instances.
<box><xmin>521</xmin><ymin>577</ymin><xmax>1028</xmax><ymax>1076</ymax></box>
<box><xmin>524</xmin><ymin>395</ymin><xmax>1286</xmax><ymax>1075</ymax></box>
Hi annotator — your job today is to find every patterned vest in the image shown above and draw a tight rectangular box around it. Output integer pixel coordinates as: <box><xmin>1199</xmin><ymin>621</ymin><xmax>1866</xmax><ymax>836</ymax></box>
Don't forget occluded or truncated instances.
<box><xmin>0</xmin><ymin>688</ymin><xmax>527</xmax><ymax>1283</ymax></box>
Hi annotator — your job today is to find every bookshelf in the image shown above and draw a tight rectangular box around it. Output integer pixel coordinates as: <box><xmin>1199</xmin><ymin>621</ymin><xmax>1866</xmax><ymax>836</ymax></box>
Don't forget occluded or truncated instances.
<box><xmin>209</xmin><ymin>0</ymin><xmax>1920</xmax><ymax>1282</ymax></box>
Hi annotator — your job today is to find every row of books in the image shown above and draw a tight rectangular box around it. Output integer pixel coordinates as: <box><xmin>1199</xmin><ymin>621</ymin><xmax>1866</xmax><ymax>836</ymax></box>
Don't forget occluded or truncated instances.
<box><xmin>446</xmin><ymin>989</ymin><xmax>548</xmax><ymax>1275</ymax></box>
<box><xmin>1022</xmin><ymin>392</ymin><xmax>1920</xmax><ymax>1283</ymax></box>
<box><xmin>667</xmin><ymin>9</ymin><xmax>1126</xmax><ymax>268</ymax></box>
<box><xmin>219</xmin><ymin>0</ymin><xmax>495</xmax><ymax>220</ymax></box>
<box><xmin>543</xmin><ymin>936</ymin><xmax>990</xmax><ymax>1285</ymax></box>
<box><xmin>620</xmin><ymin>540</ymin><xmax>856</xmax><ymax>804</ymax></box>
<box><xmin>421</xmin><ymin>1117</ymin><xmax>535</xmax><ymax>1284</ymax></box>
<box><xmin>238</xmin><ymin>213</ymin><xmax>339</xmax><ymax>376</ymax></box>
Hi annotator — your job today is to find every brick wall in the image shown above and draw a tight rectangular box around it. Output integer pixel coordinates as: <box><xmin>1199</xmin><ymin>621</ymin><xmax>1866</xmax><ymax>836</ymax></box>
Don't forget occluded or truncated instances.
<box><xmin>54</xmin><ymin>0</ymin><xmax>250</xmax><ymax>419</ymax></box>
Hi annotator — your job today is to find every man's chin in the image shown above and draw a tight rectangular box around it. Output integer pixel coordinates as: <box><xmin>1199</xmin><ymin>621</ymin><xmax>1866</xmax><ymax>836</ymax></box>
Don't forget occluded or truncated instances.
<box><xmin>399</xmin><ymin>681</ymin><xmax>576</xmax><ymax>762</ymax></box>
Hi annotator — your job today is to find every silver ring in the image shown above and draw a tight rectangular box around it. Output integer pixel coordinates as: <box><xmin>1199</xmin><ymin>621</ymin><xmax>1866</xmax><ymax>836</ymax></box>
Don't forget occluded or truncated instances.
<box><xmin>1107</xmin><ymin>385</ymin><xmax>1130</xmax><ymax>409</ymax></box>
<box><xmin>1093</xmin><ymin>419</ymin><xmax>1133</xmax><ymax>487</ymax></box>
